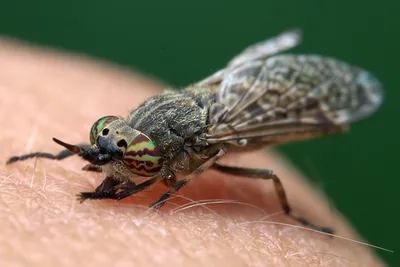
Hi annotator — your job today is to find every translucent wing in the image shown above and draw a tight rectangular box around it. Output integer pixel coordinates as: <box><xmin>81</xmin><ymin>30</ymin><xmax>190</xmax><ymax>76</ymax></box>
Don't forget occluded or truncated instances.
<box><xmin>201</xmin><ymin>52</ymin><xmax>383</xmax><ymax>147</ymax></box>
<box><xmin>197</xmin><ymin>29</ymin><xmax>302</xmax><ymax>87</ymax></box>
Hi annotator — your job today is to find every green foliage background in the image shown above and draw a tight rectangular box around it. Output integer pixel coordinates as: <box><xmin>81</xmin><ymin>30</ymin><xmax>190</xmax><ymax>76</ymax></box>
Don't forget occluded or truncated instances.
<box><xmin>1</xmin><ymin>1</ymin><xmax>398</xmax><ymax>265</ymax></box>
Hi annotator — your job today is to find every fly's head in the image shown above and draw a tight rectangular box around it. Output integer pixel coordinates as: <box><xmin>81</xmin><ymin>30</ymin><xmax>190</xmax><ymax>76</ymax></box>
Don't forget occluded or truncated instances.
<box><xmin>81</xmin><ymin>115</ymin><xmax>163</xmax><ymax>177</ymax></box>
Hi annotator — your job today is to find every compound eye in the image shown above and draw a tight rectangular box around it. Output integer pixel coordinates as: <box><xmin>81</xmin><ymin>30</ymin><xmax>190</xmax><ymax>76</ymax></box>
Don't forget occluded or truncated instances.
<box><xmin>89</xmin><ymin>116</ymin><xmax>120</xmax><ymax>145</ymax></box>
<box><xmin>123</xmin><ymin>133</ymin><xmax>162</xmax><ymax>177</ymax></box>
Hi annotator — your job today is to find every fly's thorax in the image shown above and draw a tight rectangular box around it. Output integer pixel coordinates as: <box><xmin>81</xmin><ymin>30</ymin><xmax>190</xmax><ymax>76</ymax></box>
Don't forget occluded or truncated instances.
<box><xmin>124</xmin><ymin>87</ymin><xmax>215</xmax><ymax>163</ymax></box>
<box><xmin>89</xmin><ymin>116</ymin><xmax>164</xmax><ymax>177</ymax></box>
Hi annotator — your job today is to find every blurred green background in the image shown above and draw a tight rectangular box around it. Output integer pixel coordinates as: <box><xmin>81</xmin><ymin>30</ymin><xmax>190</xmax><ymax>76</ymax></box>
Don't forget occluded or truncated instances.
<box><xmin>0</xmin><ymin>0</ymin><xmax>398</xmax><ymax>265</ymax></box>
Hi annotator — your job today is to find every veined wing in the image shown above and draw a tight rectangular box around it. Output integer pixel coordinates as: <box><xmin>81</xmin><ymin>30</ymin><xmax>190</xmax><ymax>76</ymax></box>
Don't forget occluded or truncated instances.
<box><xmin>203</xmin><ymin>54</ymin><xmax>383</xmax><ymax>146</ymax></box>
<box><xmin>197</xmin><ymin>29</ymin><xmax>302</xmax><ymax>87</ymax></box>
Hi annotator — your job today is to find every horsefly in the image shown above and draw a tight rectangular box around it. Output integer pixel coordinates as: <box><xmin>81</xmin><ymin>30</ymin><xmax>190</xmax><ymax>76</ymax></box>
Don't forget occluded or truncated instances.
<box><xmin>7</xmin><ymin>29</ymin><xmax>383</xmax><ymax>234</ymax></box>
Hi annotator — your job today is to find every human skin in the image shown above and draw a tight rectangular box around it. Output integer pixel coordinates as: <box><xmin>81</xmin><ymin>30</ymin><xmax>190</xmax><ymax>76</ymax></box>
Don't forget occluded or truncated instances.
<box><xmin>0</xmin><ymin>39</ymin><xmax>386</xmax><ymax>267</ymax></box>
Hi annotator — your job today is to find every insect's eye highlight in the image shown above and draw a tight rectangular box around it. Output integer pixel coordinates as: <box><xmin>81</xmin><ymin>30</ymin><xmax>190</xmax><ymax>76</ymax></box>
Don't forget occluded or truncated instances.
<box><xmin>90</xmin><ymin>116</ymin><xmax>119</xmax><ymax>145</ymax></box>
<box><xmin>123</xmin><ymin>133</ymin><xmax>162</xmax><ymax>177</ymax></box>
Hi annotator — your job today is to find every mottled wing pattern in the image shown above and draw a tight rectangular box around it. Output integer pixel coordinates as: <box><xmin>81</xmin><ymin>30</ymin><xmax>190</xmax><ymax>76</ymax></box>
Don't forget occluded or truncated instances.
<box><xmin>197</xmin><ymin>31</ymin><xmax>383</xmax><ymax>146</ymax></box>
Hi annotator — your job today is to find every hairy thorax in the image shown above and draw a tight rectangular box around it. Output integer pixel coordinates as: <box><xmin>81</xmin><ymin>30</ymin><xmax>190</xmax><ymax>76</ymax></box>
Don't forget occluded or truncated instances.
<box><xmin>125</xmin><ymin>87</ymin><xmax>217</xmax><ymax>174</ymax></box>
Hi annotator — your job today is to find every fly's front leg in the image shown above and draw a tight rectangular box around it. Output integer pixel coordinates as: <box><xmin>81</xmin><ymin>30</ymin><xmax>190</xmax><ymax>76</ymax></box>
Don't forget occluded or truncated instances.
<box><xmin>82</xmin><ymin>164</ymin><xmax>103</xmax><ymax>173</ymax></box>
<box><xmin>94</xmin><ymin>176</ymin><xmax>121</xmax><ymax>193</ymax></box>
<box><xmin>78</xmin><ymin>177</ymin><xmax>136</xmax><ymax>202</ymax></box>
<box><xmin>150</xmin><ymin>148</ymin><xmax>226</xmax><ymax>210</ymax></box>
<box><xmin>77</xmin><ymin>176</ymin><xmax>121</xmax><ymax>202</ymax></box>
<box><xmin>212</xmin><ymin>163</ymin><xmax>334</xmax><ymax>234</ymax></box>
<box><xmin>77</xmin><ymin>175</ymin><xmax>164</xmax><ymax>203</ymax></box>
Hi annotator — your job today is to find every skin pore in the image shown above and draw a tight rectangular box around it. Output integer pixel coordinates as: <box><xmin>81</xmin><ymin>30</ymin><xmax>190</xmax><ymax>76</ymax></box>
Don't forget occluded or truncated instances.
<box><xmin>0</xmin><ymin>39</ymin><xmax>386</xmax><ymax>267</ymax></box>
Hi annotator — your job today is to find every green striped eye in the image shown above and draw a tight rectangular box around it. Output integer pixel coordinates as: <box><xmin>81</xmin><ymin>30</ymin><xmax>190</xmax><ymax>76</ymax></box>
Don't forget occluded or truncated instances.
<box><xmin>90</xmin><ymin>116</ymin><xmax>119</xmax><ymax>145</ymax></box>
<box><xmin>123</xmin><ymin>133</ymin><xmax>162</xmax><ymax>177</ymax></box>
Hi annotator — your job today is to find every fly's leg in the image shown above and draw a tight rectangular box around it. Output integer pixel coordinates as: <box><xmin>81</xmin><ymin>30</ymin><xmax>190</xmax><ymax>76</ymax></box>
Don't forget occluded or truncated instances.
<box><xmin>6</xmin><ymin>142</ymin><xmax>91</xmax><ymax>165</ymax></box>
<box><xmin>82</xmin><ymin>164</ymin><xmax>103</xmax><ymax>173</ymax></box>
<box><xmin>78</xmin><ymin>176</ymin><xmax>122</xmax><ymax>202</ymax></box>
<box><xmin>77</xmin><ymin>175</ymin><xmax>163</xmax><ymax>202</ymax></box>
<box><xmin>150</xmin><ymin>148</ymin><xmax>226</xmax><ymax>210</ymax></box>
<box><xmin>212</xmin><ymin>163</ymin><xmax>334</xmax><ymax>234</ymax></box>
<box><xmin>94</xmin><ymin>176</ymin><xmax>121</xmax><ymax>193</ymax></box>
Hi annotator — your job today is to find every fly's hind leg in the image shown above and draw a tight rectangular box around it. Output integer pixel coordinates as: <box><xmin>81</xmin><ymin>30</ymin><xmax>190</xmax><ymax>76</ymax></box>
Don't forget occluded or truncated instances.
<box><xmin>212</xmin><ymin>163</ymin><xmax>334</xmax><ymax>234</ymax></box>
